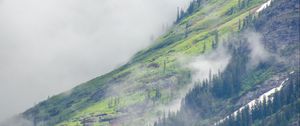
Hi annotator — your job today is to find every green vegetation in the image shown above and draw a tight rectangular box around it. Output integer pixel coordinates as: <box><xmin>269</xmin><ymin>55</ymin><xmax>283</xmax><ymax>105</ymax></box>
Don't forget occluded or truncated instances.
<box><xmin>23</xmin><ymin>0</ymin><xmax>300</xmax><ymax>125</ymax></box>
<box><xmin>154</xmin><ymin>0</ymin><xmax>300</xmax><ymax>125</ymax></box>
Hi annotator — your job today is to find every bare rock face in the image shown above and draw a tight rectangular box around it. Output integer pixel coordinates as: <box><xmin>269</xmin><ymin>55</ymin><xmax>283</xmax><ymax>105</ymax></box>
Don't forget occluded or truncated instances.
<box><xmin>255</xmin><ymin>0</ymin><xmax>300</xmax><ymax>68</ymax></box>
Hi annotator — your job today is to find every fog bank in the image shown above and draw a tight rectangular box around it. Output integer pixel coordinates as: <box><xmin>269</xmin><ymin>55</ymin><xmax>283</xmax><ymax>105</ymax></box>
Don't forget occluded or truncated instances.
<box><xmin>0</xmin><ymin>0</ymin><xmax>191</xmax><ymax>122</ymax></box>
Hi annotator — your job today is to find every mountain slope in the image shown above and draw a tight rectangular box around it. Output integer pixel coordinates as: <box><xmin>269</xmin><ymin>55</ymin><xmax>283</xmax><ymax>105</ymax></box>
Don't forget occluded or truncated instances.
<box><xmin>154</xmin><ymin>0</ymin><xmax>300</xmax><ymax>125</ymax></box>
<box><xmin>20</xmin><ymin>0</ymin><xmax>299</xmax><ymax>126</ymax></box>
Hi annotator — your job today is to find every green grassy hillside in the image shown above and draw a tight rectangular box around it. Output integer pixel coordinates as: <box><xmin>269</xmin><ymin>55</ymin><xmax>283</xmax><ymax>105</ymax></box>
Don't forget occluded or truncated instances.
<box><xmin>23</xmin><ymin>0</ymin><xmax>285</xmax><ymax>125</ymax></box>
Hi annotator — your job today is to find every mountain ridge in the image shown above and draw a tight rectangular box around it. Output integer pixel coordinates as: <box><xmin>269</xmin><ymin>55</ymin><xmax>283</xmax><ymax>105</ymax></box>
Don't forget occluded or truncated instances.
<box><xmin>10</xmin><ymin>0</ymin><xmax>299</xmax><ymax>126</ymax></box>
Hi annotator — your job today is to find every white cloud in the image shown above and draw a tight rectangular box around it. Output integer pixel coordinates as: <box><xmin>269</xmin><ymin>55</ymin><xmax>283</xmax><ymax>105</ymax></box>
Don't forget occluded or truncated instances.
<box><xmin>244</xmin><ymin>30</ymin><xmax>271</xmax><ymax>69</ymax></box>
<box><xmin>189</xmin><ymin>46</ymin><xmax>231</xmax><ymax>83</ymax></box>
<box><xmin>0</xmin><ymin>0</ymin><xmax>191</xmax><ymax>122</ymax></box>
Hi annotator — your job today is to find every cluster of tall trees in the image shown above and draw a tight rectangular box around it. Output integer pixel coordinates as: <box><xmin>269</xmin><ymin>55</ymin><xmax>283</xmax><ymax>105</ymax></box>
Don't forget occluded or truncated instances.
<box><xmin>183</xmin><ymin>40</ymin><xmax>250</xmax><ymax>117</ymax></box>
<box><xmin>238</xmin><ymin>0</ymin><xmax>251</xmax><ymax>10</ymax></box>
<box><xmin>154</xmin><ymin>0</ymin><xmax>300</xmax><ymax>125</ymax></box>
<box><xmin>154</xmin><ymin>40</ymin><xmax>252</xmax><ymax>126</ymax></box>
<box><xmin>218</xmin><ymin>71</ymin><xmax>300</xmax><ymax>126</ymax></box>
<box><xmin>240</xmin><ymin>13</ymin><xmax>256</xmax><ymax>31</ymax></box>
<box><xmin>211</xmin><ymin>40</ymin><xmax>249</xmax><ymax>98</ymax></box>
<box><xmin>176</xmin><ymin>0</ymin><xmax>203</xmax><ymax>23</ymax></box>
<box><xmin>154</xmin><ymin>35</ymin><xmax>298</xmax><ymax>126</ymax></box>
<box><xmin>226</xmin><ymin>0</ymin><xmax>254</xmax><ymax>16</ymax></box>
<box><xmin>176</xmin><ymin>0</ymin><xmax>258</xmax><ymax>24</ymax></box>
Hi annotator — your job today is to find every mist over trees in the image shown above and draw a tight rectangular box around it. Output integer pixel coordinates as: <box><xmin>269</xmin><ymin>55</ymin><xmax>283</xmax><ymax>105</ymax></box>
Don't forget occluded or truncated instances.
<box><xmin>154</xmin><ymin>0</ymin><xmax>300</xmax><ymax>125</ymax></box>
<box><xmin>4</xmin><ymin>0</ymin><xmax>298</xmax><ymax>125</ymax></box>
<box><xmin>154</xmin><ymin>34</ymin><xmax>259</xmax><ymax>126</ymax></box>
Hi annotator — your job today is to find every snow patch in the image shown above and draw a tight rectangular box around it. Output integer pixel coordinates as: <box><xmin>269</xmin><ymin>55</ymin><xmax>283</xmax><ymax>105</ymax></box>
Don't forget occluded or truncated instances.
<box><xmin>256</xmin><ymin>0</ymin><xmax>272</xmax><ymax>13</ymax></box>
<box><xmin>215</xmin><ymin>71</ymin><xmax>295</xmax><ymax>125</ymax></box>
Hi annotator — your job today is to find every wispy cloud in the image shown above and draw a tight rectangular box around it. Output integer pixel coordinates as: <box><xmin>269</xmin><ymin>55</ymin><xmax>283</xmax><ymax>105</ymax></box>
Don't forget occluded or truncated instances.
<box><xmin>243</xmin><ymin>30</ymin><xmax>271</xmax><ymax>69</ymax></box>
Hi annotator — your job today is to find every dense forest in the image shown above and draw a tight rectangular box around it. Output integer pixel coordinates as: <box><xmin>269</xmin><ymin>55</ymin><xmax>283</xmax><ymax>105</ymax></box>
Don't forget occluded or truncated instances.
<box><xmin>154</xmin><ymin>0</ymin><xmax>300</xmax><ymax>125</ymax></box>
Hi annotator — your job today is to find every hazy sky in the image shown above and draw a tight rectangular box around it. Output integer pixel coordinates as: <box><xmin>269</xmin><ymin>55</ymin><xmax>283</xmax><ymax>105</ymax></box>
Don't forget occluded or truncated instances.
<box><xmin>0</xmin><ymin>0</ymin><xmax>190</xmax><ymax>122</ymax></box>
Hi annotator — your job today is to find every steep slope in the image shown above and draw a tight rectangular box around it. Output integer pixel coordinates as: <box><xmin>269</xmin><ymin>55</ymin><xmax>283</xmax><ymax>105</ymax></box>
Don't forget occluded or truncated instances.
<box><xmin>154</xmin><ymin>0</ymin><xmax>300</xmax><ymax>125</ymax></box>
<box><xmin>19</xmin><ymin>0</ymin><xmax>299</xmax><ymax>126</ymax></box>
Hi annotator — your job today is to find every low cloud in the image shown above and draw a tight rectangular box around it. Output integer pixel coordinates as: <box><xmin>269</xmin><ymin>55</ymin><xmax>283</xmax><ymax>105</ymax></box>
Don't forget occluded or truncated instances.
<box><xmin>0</xmin><ymin>116</ymin><xmax>33</xmax><ymax>126</ymax></box>
<box><xmin>188</xmin><ymin>46</ymin><xmax>232</xmax><ymax>83</ymax></box>
<box><xmin>244</xmin><ymin>30</ymin><xmax>272</xmax><ymax>69</ymax></box>
<box><xmin>0</xmin><ymin>0</ymin><xmax>191</xmax><ymax>122</ymax></box>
